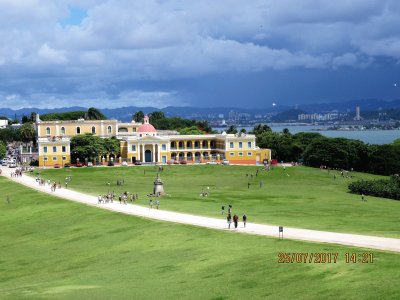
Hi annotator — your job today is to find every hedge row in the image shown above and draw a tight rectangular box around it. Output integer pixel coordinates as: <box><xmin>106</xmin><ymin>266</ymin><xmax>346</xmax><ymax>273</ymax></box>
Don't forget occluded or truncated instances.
<box><xmin>348</xmin><ymin>175</ymin><xmax>400</xmax><ymax>200</ymax></box>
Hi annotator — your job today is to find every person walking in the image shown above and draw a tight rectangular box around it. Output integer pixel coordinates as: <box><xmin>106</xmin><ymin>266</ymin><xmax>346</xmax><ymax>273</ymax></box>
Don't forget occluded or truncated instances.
<box><xmin>247</xmin><ymin>182</ymin><xmax>250</xmax><ymax>189</ymax></box>
<box><xmin>242</xmin><ymin>214</ymin><xmax>247</xmax><ymax>228</ymax></box>
<box><xmin>361</xmin><ymin>193</ymin><xmax>367</xmax><ymax>202</ymax></box>
<box><xmin>221</xmin><ymin>205</ymin><xmax>225</xmax><ymax>215</ymax></box>
<box><xmin>156</xmin><ymin>199</ymin><xmax>159</xmax><ymax>209</ymax></box>
<box><xmin>149</xmin><ymin>199</ymin><xmax>153</xmax><ymax>209</ymax></box>
<box><xmin>227</xmin><ymin>214</ymin><xmax>232</xmax><ymax>229</ymax></box>
<box><xmin>228</xmin><ymin>205</ymin><xmax>232</xmax><ymax>215</ymax></box>
<box><xmin>233</xmin><ymin>214</ymin><xmax>239</xmax><ymax>229</ymax></box>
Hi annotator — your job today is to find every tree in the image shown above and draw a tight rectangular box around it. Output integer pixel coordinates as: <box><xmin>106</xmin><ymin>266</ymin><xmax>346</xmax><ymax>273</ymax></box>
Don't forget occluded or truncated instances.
<box><xmin>251</xmin><ymin>124</ymin><xmax>272</xmax><ymax>136</ymax></box>
<box><xmin>21</xmin><ymin>115</ymin><xmax>29</xmax><ymax>124</ymax></box>
<box><xmin>226</xmin><ymin>125</ymin><xmax>238</xmax><ymax>134</ymax></box>
<box><xmin>70</xmin><ymin>134</ymin><xmax>106</xmax><ymax>163</ymax></box>
<box><xmin>0</xmin><ymin>127</ymin><xmax>18</xmax><ymax>143</ymax></box>
<box><xmin>103</xmin><ymin>136</ymin><xmax>121</xmax><ymax>157</ymax></box>
<box><xmin>149</xmin><ymin>111</ymin><xmax>165</xmax><ymax>128</ymax></box>
<box><xmin>282</xmin><ymin>128</ymin><xmax>290</xmax><ymax>135</ymax></box>
<box><xmin>133</xmin><ymin>111</ymin><xmax>144</xmax><ymax>123</ymax></box>
<box><xmin>178</xmin><ymin>126</ymin><xmax>204</xmax><ymax>135</ymax></box>
<box><xmin>86</xmin><ymin>107</ymin><xmax>106</xmax><ymax>120</ymax></box>
<box><xmin>0</xmin><ymin>141</ymin><xmax>6</xmax><ymax>159</ymax></box>
<box><xmin>17</xmin><ymin>123</ymin><xmax>36</xmax><ymax>145</ymax></box>
<box><xmin>196</xmin><ymin>120</ymin><xmax>212</xmax><ymax>133</ymax></box>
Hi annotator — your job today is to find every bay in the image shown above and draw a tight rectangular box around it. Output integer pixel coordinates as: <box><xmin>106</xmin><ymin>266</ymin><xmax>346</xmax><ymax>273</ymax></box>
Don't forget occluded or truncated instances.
<box><xmin>213</xmin><ymin>125</ymin><xmax>400</xmax><ymax>145</ymax></box>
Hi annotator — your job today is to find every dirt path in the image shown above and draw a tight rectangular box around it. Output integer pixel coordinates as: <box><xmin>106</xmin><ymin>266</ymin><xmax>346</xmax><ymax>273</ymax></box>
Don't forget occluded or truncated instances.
<box><xmin>2</xmin><ymin>166</ymin><xmax>400</xmax><ymax>253</ymax></box>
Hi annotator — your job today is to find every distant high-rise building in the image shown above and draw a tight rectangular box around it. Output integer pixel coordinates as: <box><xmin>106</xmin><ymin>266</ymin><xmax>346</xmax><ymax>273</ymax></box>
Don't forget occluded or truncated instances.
<box><xmin>354</xmin><ymin>106</ymin><xmax>362</xmax><ymax>121</ymax></box>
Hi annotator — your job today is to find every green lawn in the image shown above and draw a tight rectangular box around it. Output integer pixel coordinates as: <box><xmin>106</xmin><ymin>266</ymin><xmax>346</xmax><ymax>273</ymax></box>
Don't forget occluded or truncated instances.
<box><xmin>34</xmin><ymin>165</ymin><xmax>400</xmax><ymax>238</ymax></box>
<box><xmin>1</xmin><ymin>177</ymin><xmax>400</xmax><ymax>299</ymax></box>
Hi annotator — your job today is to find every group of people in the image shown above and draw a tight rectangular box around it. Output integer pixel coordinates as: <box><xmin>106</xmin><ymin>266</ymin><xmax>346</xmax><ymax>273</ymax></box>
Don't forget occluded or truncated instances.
<box><xmin>98</xmin><ymin>191</ymin><xmax>139</xmax><ymax>204</ymax></box>
<box><xmin>221</xmin><ymin>204</ymin><xmax>247</xmax><ymax>229</ymax></box>
<box><xmin>10</xmin><ymin>168</ymin><xmax>23</xmax><ymax>177</ymax></box>
<box><xmin>149</xmin><ymin>199</ymin><xmax>160</xmax><ymax>209</ymax></box>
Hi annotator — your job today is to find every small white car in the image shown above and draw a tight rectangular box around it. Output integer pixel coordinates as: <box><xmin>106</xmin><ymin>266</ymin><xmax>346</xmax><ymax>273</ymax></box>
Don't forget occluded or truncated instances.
<box><xmin>121</xmin><ymin>161</ymin><xmax>128</xmax><ymax>166</ymax></box>
<box><xmin>222</xmin><ymin>159</ymin><xmax>230</xmax><ymax>165</ymax></box>
<box><xmin>8</xmin><ymin>162</ymin><xmax>17</xmax><ymax>168</ymax></box>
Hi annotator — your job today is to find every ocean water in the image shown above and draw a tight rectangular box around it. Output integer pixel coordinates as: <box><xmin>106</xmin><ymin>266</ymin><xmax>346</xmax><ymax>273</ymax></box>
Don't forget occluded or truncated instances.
<box><xmin>213</xmin><ymin>125</ymin><xmax>400</xmax><ymax>145</ymax></box>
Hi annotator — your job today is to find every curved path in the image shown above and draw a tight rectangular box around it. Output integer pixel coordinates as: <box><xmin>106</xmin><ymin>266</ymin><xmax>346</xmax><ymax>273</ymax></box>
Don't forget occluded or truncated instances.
<box><xmin>2</xmin><ymin>166</ymin><xmax>400</xmax><ymax>253</ymax></box>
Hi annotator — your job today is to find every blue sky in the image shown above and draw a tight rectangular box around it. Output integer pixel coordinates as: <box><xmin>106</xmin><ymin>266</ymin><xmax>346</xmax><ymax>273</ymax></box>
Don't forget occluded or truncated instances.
<box><xmin>0</xmin><ymin>0</ymin><xmax>399</xmax><ymax>109</ymax></box>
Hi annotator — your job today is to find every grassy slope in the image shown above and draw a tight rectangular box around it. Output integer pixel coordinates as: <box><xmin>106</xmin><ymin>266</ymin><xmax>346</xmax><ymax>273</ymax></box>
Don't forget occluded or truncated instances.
<box><xmin>35</xmin><ymin>165</ymin><xmax>400</xmax><ymax>238</ymax></box>
<box><xmin>1</xmin><ymin>177</ymin><xmax>399</xmax><ymax>300</ymax></box>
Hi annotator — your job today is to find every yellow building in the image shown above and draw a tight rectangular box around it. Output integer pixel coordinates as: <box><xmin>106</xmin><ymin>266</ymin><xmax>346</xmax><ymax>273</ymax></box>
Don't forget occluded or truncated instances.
<box><xmin>36</xmin><ymin>115</ymin><xmax>270</xmax><ymax>167</ymax></box>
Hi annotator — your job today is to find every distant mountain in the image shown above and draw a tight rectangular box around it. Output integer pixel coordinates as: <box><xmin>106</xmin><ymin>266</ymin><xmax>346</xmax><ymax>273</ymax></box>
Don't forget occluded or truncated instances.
<box><xmin>1</xmin><ymin>99</ymin><xmax>400</xmax><ymax>122</ymax></box>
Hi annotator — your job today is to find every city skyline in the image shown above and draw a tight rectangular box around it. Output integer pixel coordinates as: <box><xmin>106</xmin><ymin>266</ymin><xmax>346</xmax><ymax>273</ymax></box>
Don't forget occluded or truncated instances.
<box><xmin>0</xmin><ymin>1</ymin><xmax>400</xmax><ymax>109</ymax></box>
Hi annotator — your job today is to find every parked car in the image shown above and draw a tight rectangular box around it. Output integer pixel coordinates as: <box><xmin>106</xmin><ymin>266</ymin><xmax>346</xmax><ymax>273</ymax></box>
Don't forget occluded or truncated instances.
<box><xmin>2</xmin><ymin>160</ymin><xmax>8</xmax><ymax>166</ymax></box>
<box><xmin>134</xmin><ymin>161</ymin><xmax>142</xmax><ymax>165</ymax></box>
<box><xmin>87</xmin><ymin>162</ymin><xmax>93</xmax><ymax>167</ymax></box>
<box><xmin>64</xmin><ymin>163</ymin><xmax>71</xmax><ymax>168</ymax></box>
<box><xmin>222</xmin><ymin>159</ymin><xmax>230</xmax><ymax>165</ymax></box>
<box><xmin>173</xmin><ymin>160</ymin><xmax>180</xmax><ymax>165</ymax></box>
<box><xmin>206</xmin><ymin>161</ymin><xmax>218</xmax><ymax>165</ymax></box>
<box><xmin>180</xmin><ymin>160</ymin><xmax>187</xmax><ymax>165</ymax></box>
<box><xmin>76</xmin><ymin>162</ymin><xmax>83</xmax><ymax>167</ymax></box>
<box><xmin>8</xmin><ymin>162</ymin><xmax>17</xmax><ymax>168</ymax></box>
<box><xmin>121</xmin><ymin>161</ymin><xmax>128</xmax><ymax>166</ymax></box>
<box><xmin>54</xmin><ymin>163</ymin><xmax>61</xmax><ymax>168</ymax></box>
<box><xmin>107</xmin><ymin>161</ymin><xmax>115</xmax><ymax>166</ymax></box>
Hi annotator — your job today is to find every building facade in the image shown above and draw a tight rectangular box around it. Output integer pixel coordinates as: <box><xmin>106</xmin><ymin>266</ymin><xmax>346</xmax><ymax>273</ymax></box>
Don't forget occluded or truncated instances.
<box><xmin>36</xmin><ymin>115</ymin><xmax>271</xmax><ymax>167</ymax></box>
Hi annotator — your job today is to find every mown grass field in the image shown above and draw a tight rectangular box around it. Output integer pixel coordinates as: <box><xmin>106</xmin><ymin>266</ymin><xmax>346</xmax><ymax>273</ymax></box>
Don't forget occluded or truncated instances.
<box><xmin>35</xmin><ymin>165</ymin><xmax>400</xmax><ymax>238</ymax></box>
<box><xmin>1</xmin><ymin>176</ymin><xmax>400</xmax><ymax>299</ymax></box>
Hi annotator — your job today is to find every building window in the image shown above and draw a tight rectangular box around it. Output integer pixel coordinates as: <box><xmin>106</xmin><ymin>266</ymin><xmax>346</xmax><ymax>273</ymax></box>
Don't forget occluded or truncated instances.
<box><xmin>247</xmin><ymin>152</ymin><xmax>252</xmax><ymax>156</ymax></box>
<box><xmin>230</xmin><ymin>142</ymin><xmax>234</xmax><ymax>148</ymax></box>
<box><xmin>92</xmin><ymin>126</ymin><xmax>96</xmax><ymax>134</ymax></box>
<box><xmin>62</xmin><ymin>156</ymin><xmax>67</xmax><ymax>161</ymax></box>
<box><xmin>46</xmin><ymin>127</ymin><xmax>50</xmax><ymax>135</ymax></box>
<box><xmin>61</xmin><ymin>127</ymin><xmax>65</xmax><ymax>135</ymax></box>
<box><xmin>76</xmin><ymin>127</ymin><xmax>81</xmax><ymax>134</ymax></box>
<box><xmin>238</xmin><ymin>152</ymin><xmax>243</xmax><ymax>156</ymax></box>
<box><xmin>131</xmin><ymin>145</ymin><xmax>136</xmax><ymax>152</ymax></box>
<box><xmin>43</xmin><ymin>146</ymin><xmax>48</xmax><ymax>153</ymax></box>
<box><xmin>52</xmin><ymin>146</ymin><xmax>57</xmax><ymax>153</ymax></box>
<box><xmin>107</xmin><ymin>126</ymin><xmax>112</xmax><ymax>134</ymax></box>
<box><xmin>52</xmin><ymin>157</ymin><xmax>57</xmax><ymax>161</ymax></box>
<box><xmin>162</xmin><ymin>144</ymin><xmax>166</xmax><ymax>151</ymax></box>
<box><xmin>239</xmin><ymin>142</ymin><xmax>243</xmax><ymax>148</ymax></box>
<box><xmin>62</xmin><ymin>146</ymin><xmax>66</xmax><ymax>153</ymax></box>
<box><xmin>248</xmin><ymin>142</ymin><xmax>252</xmax><ymax>148</ymax></box>
<box><xmin>43</xmin><ymin>157</ymin><xmax>48</xmax><ymax>161</ymax></box>
<box><xmin>230</xmin><ymin>152</ymin><xmax>234</xmax><ymax>156</ymax></box>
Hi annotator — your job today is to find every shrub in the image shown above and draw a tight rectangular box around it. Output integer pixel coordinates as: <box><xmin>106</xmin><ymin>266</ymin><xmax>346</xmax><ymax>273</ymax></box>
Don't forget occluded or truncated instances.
<box><xmin>348</xmin><ymin>175</ymin><xmax>400</xmax><ymax>200</ymax></box>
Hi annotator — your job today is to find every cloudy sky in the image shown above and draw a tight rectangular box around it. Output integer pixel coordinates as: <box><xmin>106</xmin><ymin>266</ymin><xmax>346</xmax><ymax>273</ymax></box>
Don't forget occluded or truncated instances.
<box><xmin>0</xmin><ymin>0</ymin><xmax>399</xmax><ymax>109</ymax></box>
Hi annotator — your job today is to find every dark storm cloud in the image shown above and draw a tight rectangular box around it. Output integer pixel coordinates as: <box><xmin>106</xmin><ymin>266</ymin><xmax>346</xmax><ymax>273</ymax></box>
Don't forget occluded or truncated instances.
<box><xmin>0</xmin><ymin>0</ymin><xmax>399</xmax><ymax>108</ymax></box>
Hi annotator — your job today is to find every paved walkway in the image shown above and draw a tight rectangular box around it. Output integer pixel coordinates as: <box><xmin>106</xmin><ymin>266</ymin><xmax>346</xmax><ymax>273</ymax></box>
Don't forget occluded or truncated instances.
<box><xmin>2</xmin><ymin>166</ymin><xmax>400</xmax><ymax>253</ymax></box>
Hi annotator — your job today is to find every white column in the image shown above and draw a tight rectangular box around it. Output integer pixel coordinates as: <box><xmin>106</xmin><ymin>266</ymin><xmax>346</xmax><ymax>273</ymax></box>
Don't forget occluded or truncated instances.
<box><xmin>152</xmin><ymin>144</ymin><xmax>156</xmax><ymax>162</ymax></box>
<box><xmin>56</xmin><ymin>124</ymin><xmax>59</xmax><ymax>136</ymax></box>
<box><xmin>142</xmin><ymin>144</ymin><xmax>145</xmax><ymax>162</ymax></box>
<box><xmin>101</xmin><ymin>122</ymin><xmax>104</xmax><ymax>136</ymax></box>
<box><xmin>157</xmin><ymin>144</ymin><xmax>161</xmax><ymax>162</ymax></box>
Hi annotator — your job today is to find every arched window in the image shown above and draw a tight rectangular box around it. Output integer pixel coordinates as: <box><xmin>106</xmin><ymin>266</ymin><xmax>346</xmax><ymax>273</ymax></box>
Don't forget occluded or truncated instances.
<box><xmin>107</xmin><ymin>126</ymin><xmax>112</xmax><ymax>134</ymax></box>
<box><xmin>91</xmin><ymin>126</ymin><xmax>96</xmax><ymax>134</ymax></box>
<box><xmin>76</xmin><ymin>127</ymin><xmax>81</xmax><ymax>134</ymax></box>
<box><xmin>61</xmin><ymin>127</ymin><xmax>65</xmax><ymax>135</ymax></box>
<box><xmin>46</xmin><ymin>127</ymin><xmax>50</xmax><ymax>135</ymax></box>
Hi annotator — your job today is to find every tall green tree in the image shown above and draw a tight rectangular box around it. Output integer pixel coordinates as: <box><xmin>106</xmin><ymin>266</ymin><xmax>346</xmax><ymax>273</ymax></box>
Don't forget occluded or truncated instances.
<box><xmin>0</xmin><ymin>141</ymin><xmax>6</xmax><ymax>159</ymax></box>
<box><xmin>86</xmin><ymin>107</ymin><xmax>106</xmax><ymax>120</ymax></box>
<box><xmin>70</xmin><ymin>134</ymin><xmax>106</xmax><ymax>163</ymax></box>
<box><xmin>226</xmin><ymin>125</ymin><xmax>238</xmax><ymax>134</ymax></box>
<box><xmin>133</xmin><ymin>111</ymin><xmax>144</xmax><ymax>123</ymax></box>
<box><xmin>251</xmin><ymin>124</ymin><xmax>272</xmax><ymax>135</ymax></box>
<box><xmin>17</xmin><ymin>123</ymin><xmax>36</xmax><ymax>145</ymax></box>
